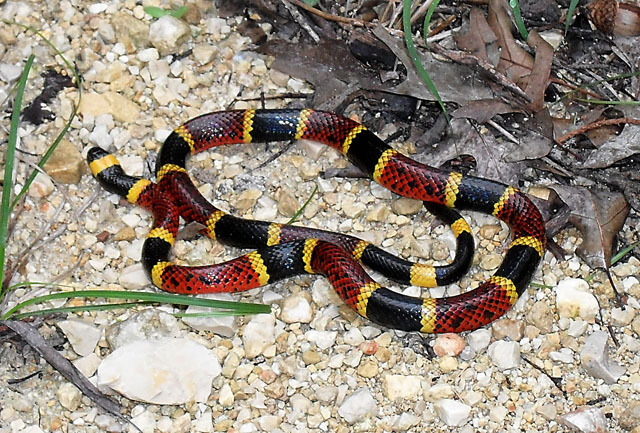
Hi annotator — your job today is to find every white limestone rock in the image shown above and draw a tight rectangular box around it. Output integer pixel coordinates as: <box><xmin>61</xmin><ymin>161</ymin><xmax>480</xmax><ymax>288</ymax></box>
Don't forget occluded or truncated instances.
<box><xmin>97</xmin><ymin>337</ymin><xmax>220</xmax><ymax>404</ymax></box>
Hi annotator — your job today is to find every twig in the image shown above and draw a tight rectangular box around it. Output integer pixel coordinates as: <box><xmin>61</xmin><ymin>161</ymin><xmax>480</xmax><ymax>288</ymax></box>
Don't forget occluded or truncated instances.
<box><xmin>2</xmin><ymin>320</ymin><xmax>140</xmax><ymax>432</ymax></box>
<box><xmin>287</xmin><ymin>0</ymin><xmax>373</xmax><ymax>27</ymax></box>
<box><xmin>281</xmin><ymin>0</ymin><xmax>320</xmax><ymax>43</ymax></box>
<box><xmin>555</xmin><ymin>117</ymin><xmax>640</xmax><ymax>144</ymax></box>
<box><xmin>487</xmin><ymin>119</ymin><xmax>519</xmax><ymax>144</ymax></box>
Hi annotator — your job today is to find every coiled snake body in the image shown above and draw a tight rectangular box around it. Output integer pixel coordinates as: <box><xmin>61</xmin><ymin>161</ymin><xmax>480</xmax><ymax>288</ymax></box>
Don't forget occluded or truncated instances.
<box><xmin>87</xmin><ymin>109</ymin><xmax>546</xmax><ymax>333</ymax></box>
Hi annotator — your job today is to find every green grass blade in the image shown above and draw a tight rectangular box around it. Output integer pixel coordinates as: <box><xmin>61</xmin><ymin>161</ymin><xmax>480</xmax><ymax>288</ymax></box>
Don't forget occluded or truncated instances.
<box><xmin>565</xmin><ymin>0</ymin><xmax>580</xmax><ymax>36</ymax></box>
<box><xmin>509</xmin><ymin>0</ymin><xmax>528</xmax><ymax>40</ymax></box>
<box><xmin>611</xmin><ymin>241</ymin><xmax>639</xmax><ymax>265</ymax></box>
<box><xmin>402</xmin><ymin>0</ymin><xmax>449</xmax><ymax>121</ymax></box>
<box><xmin>1</xmin><ymin>289</ymin><xmax>271</xmax><ymax>320</ymax></box>
<box><xmin>3</xmin><ymin>21</ymin><xmax>83</xmax><ymax>210</ymax></box>
<box><xmin>422</xmin><ymin>0</ymin><xmax>441</xmax><ymax>38</ymax></box>
<box><xmin>0</xmin><ymin>54</ymin><xmax>35</xmax><ymax>296</ymax></box>
<box><xmin>287</xmin><ymin>184</ymin><xmax>318</xmax><ymax>224</ymax></box>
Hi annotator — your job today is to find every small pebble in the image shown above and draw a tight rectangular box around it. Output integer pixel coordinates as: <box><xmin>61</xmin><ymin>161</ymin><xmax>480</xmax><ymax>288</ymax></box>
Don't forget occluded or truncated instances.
<box><xmin>149</xmin><ymin>15</ymin><xmax>191</xmax><ymax>56</ymax></box>
<box><xmin>555</xmin><ymin>278</ymin><xmax>598</xmax><ymax>320</ymax></box>
<box><xmin>434</xmin><ymin>399</ymin><xmax>471</xmax><ymax>427</ymax></box>
<box><xmin>280</xmin><ymin>293</ymin><xmax>313</xmax><ymax>323</ymax></box>
<box><xmin>242</xmin><ymin>314</ymin><xmax>276</xmax><ymax>359</ymax></box>
<box><xmin>338</xmin><ymin>388</ymin><xmax>377</xmax><ymax>424</ymax></box>
<box><xmin>433</xmin><ymin>333</ymin><xmax>466</xmax><ymax>357</ymax></box>
<box><xmin>382</xmin><ymin>374</ymin><xmax>423</xmax><ymax>400</ymax></box>
<box><xmin>580</xmin><ymin>331</ymin><xmax>626</xmax><ymax>384</ymax></box>
<box><xmin>558</xmin><ymin>406</ymin><xmax>607</xmax><ymax>433</ymax></box>
<box><xmin>57</xmin><ymin>383</ymin><xmax>82</xmax><ymax>410</ymax></box>
<box><xmin>488</xmin><ymin>340</ymin><xmax>520</xmax><ymax>370</ymax></box>
<box><xmin>491</xmin><ymin>318</ymin><xmax>524</xmax><ymax>341</ymax></box>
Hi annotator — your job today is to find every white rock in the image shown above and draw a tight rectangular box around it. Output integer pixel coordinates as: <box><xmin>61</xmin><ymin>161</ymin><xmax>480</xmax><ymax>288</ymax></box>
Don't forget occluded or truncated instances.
<box><xmin>466</xmin><ymin>328</ymin><xmax>491</xmax><ymax>352</ymax></box>
<box><xmin>290</xmin><ymin>394</ymin><xmax>311</xmax><ymax>413</ymax></box>
<box><xmin>549</xmin><ymin>348</ymin><xmax>574</xmax><ymax>364</ymax></box>
<box><xmin>73</xmin><ymin>352</ymin><xmax>102</xmax><ymax>378</ymax></box>
<box><xmin>489</xmin><ymin>405</ymin><xmax>509</xmax><ymax>423</ymax></box>
<box><xmin>149</xmin><ymin>15</ymin><xmax>191</xmax><ymax>56</ymax></box>
<box><xmin>118</xmin><ymin>263</ymin><xmax>150</xmax><ymax>290</ymax></box>
<box><xmin>242</xmin><ymin>314</ymin><xmax>276</xmax><ymax>359</ymax></box>
<box><xmin>97</xmin><ymin>337</ymin><xmax>220</xmax><ymax>404</ymax></box>
<box><xmin>343</xmin><ymin>327</ymin><xmax>365</xmax><ymax>346</ymax></box>
<box><xmin>423</xmin><ymin>383</ymin><xmax>455</xmax><ymax>401</ymax></box>
<box><xmin>192</xmin><ymin>45</ymin><xmax>216</xmax><ymax>65</ymax></box>
<box><xmin>57</xmin><ymin>382</ymin><xmax>82</xmax><ymax>410</ymax></box>
<box><xmin>118</xmin><ymin>154</ymin><xmax>144</xmax><ymax>177</ymax></box>
<box><xmin>580</xmin><ymin>331</ymin><xmax>626</xmax><ymax>384</ymax></box>
<box><xmin>28</xmin><ymin>172</ymin><xmax>55</xmax><ymax>198</ymax></box>
<box><xmin>382</xmin><ymin>375</ymin><xmax>422</xmax><ymax>401</ymax></box>
<box><xmin>181</xmin><ymin>293</ymin><xmax>238</xmax><ymax>337</ymax></box>
<box><xmin>611</xmin><ymin>306</ymin><xmax>635</xmax><ymax>326</ymax></box>
<box><xmin>280</xmin><ymin>294</ymin><xmax>313</xmax><ymax>323</ymax></box>
<box><xmin>392</xmin><ymin>412</ymin><xmax>420</xmax><ymax>430</ymax></box>
<box><xmin>88</xmin><ymin>124</ymin><xmax>113</xmax><ymax>148</ymax></box>
<box><xmin>204</xmin><ymin>17</ymin><xmax>230</xmax><ymax>39</ymax></box>
<box><xmin>559</xmin><ymin>406</ymin><xmax>607</xmax><ymax>433</ymax></box>
<box><xmin>567</xmin><ymin>319</ymin><xmax>588</xmax><ymax>337</ymax></box>
<box><xmin>131</xmin><ymin>409</ymin><xmax>156</xmax><ymax>433</ymax></box>
<box><xmin>0</xmin><ymin>63</ymin><xmax>23</xmax><ymax>81</ymax></box>
<box><xmin>337</xmin><ymin>388</ymin><xmax>377</xmax><ymax>424</ymax></box>
<box><xmin>555</xmin><ymin>278</ymin><xmax>598</xmax><ymax>320</ymax></box>
<box><xmin>298</xmin><ymin>139</ymin><xmax>326</xmax><ymax>161</ymax></box>
<box><xmin>88</xmin><ymin>3</ymin><xmax>108</xmax><ymax>13</ymax></box>
<box><xmin>305</xmin><ymin>329</ymin><xmax>338</xmax><ymax>350</ymax></box>
<box><xmin>137</xmin><ymin>48</ymin><xmax>160</xmax><ymax>63</ymax></box>
<box><xmin>219</xmin><ymin>383</ymin><xmax>234</xmax><ymax>406</ymax></box>
<box><xmin>488</xmin><ymin>340</ymin><xmax>520</xmax><ymax>370</ymax></box>
<box><xmin>57</xmin><ymin>319</ymin><xmax>101</xmax><ymax>356</ymax></box>
<box><xmin>105</xmin><ymin>309</ymin><xmax>180</xmax><ymax>349</ymax></box>
<box><xmin>257</xmin><ymin>415</ymin><xmax>280</xmax><ymax>431</ymax></box>
<box><xmin>434</xmin><ymin>399</ymin><xmax>471</xmax><ymax>426</ymax></box>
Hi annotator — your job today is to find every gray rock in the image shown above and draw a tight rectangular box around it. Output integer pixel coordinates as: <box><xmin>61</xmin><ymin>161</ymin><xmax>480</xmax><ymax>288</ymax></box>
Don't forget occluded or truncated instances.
<box><xmin>580</xmin><ymin>331</ymin><xmax>626</xmax><ymax>384</ymax></box>
<box><xmin>57</xmin><ymin>319</ymin><xmax>101</xmax><ymax>356</ymax></box>
<box><xmin>338</xmin><ymin>388</ymin><xmax>377</xmax><ymax>423</ymax></box>
<box><xmin>488</xmin><ymin>340</ymin><xmax>520</xmax><ymax>370</ymax></box>
<box><xmin>558</xmin><ymin>406</ymin><xmax>608</xmax><ymax>433</ymax></box>
<box><xmin>149</xmin><ymin>15</ymin><xmax>191</xmax><ymax>56</ymax></box>
<box><xmin>0</xmin><ymin>63</ymin><xmax>22</xmax><ymax>81</ymax></box>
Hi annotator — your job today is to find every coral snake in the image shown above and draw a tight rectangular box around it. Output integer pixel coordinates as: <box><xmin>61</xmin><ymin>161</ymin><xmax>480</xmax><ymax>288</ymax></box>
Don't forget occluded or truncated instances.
<box><xmin>87</xmin><ymin>109</ymin><xmax>546</xmax><ymax>333</ymax></box>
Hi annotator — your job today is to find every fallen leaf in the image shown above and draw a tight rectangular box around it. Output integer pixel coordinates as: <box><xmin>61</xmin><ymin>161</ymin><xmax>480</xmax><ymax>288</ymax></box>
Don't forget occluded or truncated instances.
<box><xmin>550</xmin><ymin>185</ymin><xmax>630</xmax><ymax>269</ymax></box>
<box><xmin>487</xmin><ymin>0</ymin><xmax>534</xmax><ymax>86</ymax></box>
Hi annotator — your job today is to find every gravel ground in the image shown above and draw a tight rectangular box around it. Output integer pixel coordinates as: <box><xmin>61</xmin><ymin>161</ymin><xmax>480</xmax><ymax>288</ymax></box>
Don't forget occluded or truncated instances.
<box><xmin>1</xmin><ymin>1</ymin><xmax>640</xmax><ymax>433</ymax></box>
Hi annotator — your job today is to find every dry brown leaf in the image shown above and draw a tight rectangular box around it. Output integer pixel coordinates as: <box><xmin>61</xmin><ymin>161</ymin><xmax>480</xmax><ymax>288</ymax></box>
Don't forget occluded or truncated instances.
<box><xmin>550</xmin><ymin>185</ymin><xmax>630</xmax><ymax>269</ymax></box>
<box><xmin>487</xmin><ymin>0</ymin><xmax>534</xmax><ymax>86</ymax></box>
<box><xmin>452</xmin><ymin>99</ymin><xmax>522</xmax><ymax>123</ymax></box>
<box><xmin>453</xmin><ymin>8</ymin><xmax>498</xmax><ymax>61</ymax></box>
<box><xmin>524</xmin><ymin>30</ymin><xmax>553</xmax><ymax>111</ymax></box>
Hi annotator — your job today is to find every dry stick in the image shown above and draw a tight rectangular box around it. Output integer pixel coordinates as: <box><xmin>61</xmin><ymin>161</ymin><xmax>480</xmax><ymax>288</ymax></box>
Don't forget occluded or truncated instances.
<box><xmin>281</xmin><ymin>0</ymin><xmax>320</xmax><ymax>43</ymax></box>
<box><xmin>288</xmin><ymin>0</ymin><xmax>373</xmax><ymax>27</ymax></box>
<box><xmin>549</xmin><ymin>77</ymin><xmax>601</xmax><ymax>99</ymax></box>
<box><xmin>410</xmin><ymin>0</ymin><xmax>435</xmax><ymax>25</ymax></box>
<box><xmin>555</xmin><ymin>117</ymin><xmax>640</xmax><ymax>144</ymax></box>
